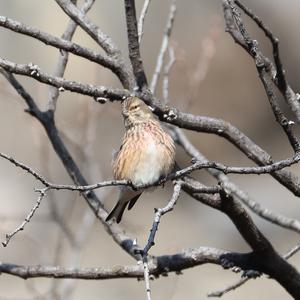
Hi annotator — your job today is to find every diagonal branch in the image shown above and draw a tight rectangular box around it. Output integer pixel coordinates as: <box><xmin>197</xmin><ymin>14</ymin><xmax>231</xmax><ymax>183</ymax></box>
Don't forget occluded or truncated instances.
<box><xmin>2</xmin><ymin>188</ymin><xmax>48</xmax><ymax>247</ymax></box>
<box><xmin>48</xmin><ymin>0</ymin><xmax>96</xmax><ymax>112</ymax></box>
<box><xmin>0</xmin><ymin>58</ymin><xmax>128</xmax><ymax>99</ymax></box>
<box><xmin>234</xmin><ymin>0</ymin><xmax>300</xmax><ymax>123</ymax></box>
<box><xmin>2</xmin><ymin>58</ymin><xmax>300</xmax><ymax>197</ymax></box>
<box><xmin>0</xmin><ymin>15</ymin><xmax>117</xmax><ymax>74</ymax></box>
<box><xmin>54</xmin><ymin>0</ymin><xmax>118</xmax><ymax>55</ymax></box>
<box><xmin>0</xmin><ymin>72</ymin><xmax>140</xmax><ymax>260</ymax></box>
<box><xmin>222</xmin><ymin>0</ymin><xmax>300</xmax><ymax>153</ymax></box>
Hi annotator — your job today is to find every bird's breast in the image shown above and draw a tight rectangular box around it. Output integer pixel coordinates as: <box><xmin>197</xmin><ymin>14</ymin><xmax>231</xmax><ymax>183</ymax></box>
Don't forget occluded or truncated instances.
<box><xmin>131</xmin><ymin>138</ymin><xmax>164</xmax><ymax>185</ymax></box>
<box><xmin>114</xmin><ymin>124</ymin><xmax>175</xmax><ymax>185</ymax></box>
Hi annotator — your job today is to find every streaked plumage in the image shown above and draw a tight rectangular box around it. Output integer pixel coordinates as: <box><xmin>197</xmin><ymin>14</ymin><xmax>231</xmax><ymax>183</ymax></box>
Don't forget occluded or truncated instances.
<box><xmin>106</xmin><ymin>97</ymin><xmax>175</xmax><ymax>223</ymax></box>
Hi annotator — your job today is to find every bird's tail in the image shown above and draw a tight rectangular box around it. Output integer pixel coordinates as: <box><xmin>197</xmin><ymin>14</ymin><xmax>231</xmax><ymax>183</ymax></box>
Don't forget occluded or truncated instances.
<box><xmin>106</xmin><ymin>200</ymin><xmax>128</xmax><ymax>223</ymax></box>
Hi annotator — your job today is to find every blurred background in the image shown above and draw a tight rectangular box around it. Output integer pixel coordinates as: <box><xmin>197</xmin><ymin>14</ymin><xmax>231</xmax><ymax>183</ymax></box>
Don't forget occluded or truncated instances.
<box><xmin>0</xmin><ymin>0</ymin><xmax>300</xmax><ymax>299</ymax></box>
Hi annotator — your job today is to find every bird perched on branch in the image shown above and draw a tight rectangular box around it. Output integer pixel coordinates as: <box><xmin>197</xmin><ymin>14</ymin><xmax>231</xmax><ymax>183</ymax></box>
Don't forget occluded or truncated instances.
<box><xmin>106</xmin><ymin>96</ymin><xmax>175</xmax><ymax>223</ymax></box>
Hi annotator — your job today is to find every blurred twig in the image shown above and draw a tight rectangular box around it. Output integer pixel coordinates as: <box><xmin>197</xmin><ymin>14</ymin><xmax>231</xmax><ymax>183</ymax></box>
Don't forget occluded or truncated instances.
<box><xmin>150</xmin><ymin>0</ymin><xmax>177</xmax><ymax>94</ymax></box>
<box><xmin>138</xmin><ymin>0</ymin><xmax>152</xmax><ymax>43</ymax></box>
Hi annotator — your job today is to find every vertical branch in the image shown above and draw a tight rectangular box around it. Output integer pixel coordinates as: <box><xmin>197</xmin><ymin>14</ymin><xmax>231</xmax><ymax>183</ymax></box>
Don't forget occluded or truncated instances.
<box><xmin>138</xmin><ymin>0</ymin><xmax>152</xmax><ymax>43</ymax></box>
<box><xmin>140</xmin><ymin>182</ymin><xmax>182</xmax><ymax>300</ymax></box>
<box><xmin>150</xmin><ymin>0</ymin><xmax>177</xmax><ymax>94</ymax></box>
<box><xmin>124</xmin><ymin>0</ymin><xmax>148</xmax><ymax>90</ymax></box>
<box><xmin>162</xmin><ymin>46</ymin><xmax>175</xmax><ymax>104</ymax></box>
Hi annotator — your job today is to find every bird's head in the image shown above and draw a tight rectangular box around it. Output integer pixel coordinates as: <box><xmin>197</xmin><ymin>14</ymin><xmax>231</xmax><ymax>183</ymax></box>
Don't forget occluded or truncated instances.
<box><xmin>122</xmin><ymin>97</ymin><xmax>155</xmax><ymax>128</ymax></box>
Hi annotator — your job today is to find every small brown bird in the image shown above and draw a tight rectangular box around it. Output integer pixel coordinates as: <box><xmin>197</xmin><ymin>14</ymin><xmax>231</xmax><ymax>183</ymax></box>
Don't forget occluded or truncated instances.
<box><xmin>106</xmin><ymin>97</ymin><xmax>175</xmax><ymax>223</ymax></box>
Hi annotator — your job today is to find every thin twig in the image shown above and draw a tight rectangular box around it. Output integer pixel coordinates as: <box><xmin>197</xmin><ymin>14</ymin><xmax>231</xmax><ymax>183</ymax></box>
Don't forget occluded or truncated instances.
<box><xmin>140</xmin><ymin>182</ymin><xmax>182</xmax><ymax>300</ymax></box>
<box><xmin>173</xmin><ymin>127</ymin><xmax>300</xmax><ymax>233</ymax></box>
<box><xmin>234</xmin><ymin>0</ymin><xmax>300</xmax><ymax>124</ymax></box>
<box><xmin>142</xmin><ymin>258</ymin><xmax>152</xmax><ymax>300</ymax></box>
<box><xmin>222</xmin><ymin>0</ymin><xmax>300</xmax><ymax>152</ymax></box>
<box><xmin>162</xmin><ymin>46</ymin><xmax>175</xmax><ymax>104</ymax></box>
<box><xmin>208</xmin><ymin>242</ymin><xmax>300</xmax><ymax>297</ymax></box>
<box><xmin>150</xmin><ymin>0</ymin><xmax>177</xmax><ymax>93</ymax></box>
<box><xmin>142</xmin><ymin>182</ymin><xmax>182</xmax><ymax>255</ymax></box>
<box><xmin>2</xmin><ymin>188</ymin><xmax>48</xmax><ymax>247</ymax></box>
<box><xmin>138</xmin><ymin>0</ymin><xmax>152</xmax><ymax>43</ymax></box>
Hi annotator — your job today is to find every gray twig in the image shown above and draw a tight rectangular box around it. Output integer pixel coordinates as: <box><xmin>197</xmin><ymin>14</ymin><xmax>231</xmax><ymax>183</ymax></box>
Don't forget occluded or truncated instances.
<box><xmin>140</xmin><ymin>182</ymin><xmax>182</xmax><ymax>300</ymax></box>
<box><xmin>162</xmin><ymin>46</ymin><xmax>175</xmax><ymax>104</ymax></box>
<box><xmin>150</xmin><ymin>0</ymin><xmax>177</xmax><ymax>93</ymax></box>
<box><xmin>138</xmin><ymin>0</ymin><xmax>152</xmax><ymax>43</ymax></box>
<box><xmin>208</xmin><ymin>242</ymin><xmax>300</xmax><ymax>297</ymax></box>
<box><xmin>2</xmin><ymin>188</ymin><xmax>48</xmax><ymax>247</ymax></box>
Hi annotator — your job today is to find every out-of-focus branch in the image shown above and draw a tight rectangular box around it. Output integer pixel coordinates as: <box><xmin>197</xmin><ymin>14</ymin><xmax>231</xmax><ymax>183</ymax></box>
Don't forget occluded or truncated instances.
<box><xmin>138</xmin><ymin>0</ymin><xmax>152</xmax><ymax>43</ymax></box>
<box><xmin>162</xmin><ymin>46</ymin><xmax>175</xmax><ymax>104</ymax></box>
<box><xmin>124</xmin><ymin>0</ymin><xmax>148</xmax><ymax>90</ymax></box>
<box><xmin>150</xmin><ymin>0</ymin><xmax>177</xmax><ymax>94</ymax></box>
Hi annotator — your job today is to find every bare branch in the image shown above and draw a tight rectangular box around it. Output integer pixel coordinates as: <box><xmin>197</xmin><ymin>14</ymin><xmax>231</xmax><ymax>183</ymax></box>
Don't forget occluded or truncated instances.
<box><xmin>1</xmin><ymin>149</ymin><xmax>299</xmax><ymax>198</ymax></box>
<box><xmin>0</xmin><ymin>16</ymin><xmax>116</xmax><ymax>74</ymax></box>
<box><xmin>2</xmin><ymin>188</ymin><xmax>48</xmax><ymax>247</ymax></box>
<box><xmin>234</xmin><ymin>0</ymin><xmax>300</xmax><ymax>122</ymax></box>
<box><xmin>1</xmin><ymin>74</ymin><xmax>141</xmax><ymax>261</ymax></box>
<box><xmin>2</xmin><ymin>59</ymin><xmax>300</xmax><ymax>199</ymax></box>
<box><xmin>222</xmin><ymin>0</ymin><xmax>300</xmax><ymax>152</ymax></box>
<box><xmin>0</xmin><ymin>58</ymin><xmax>129</xmax><ymax>99</ymax></box>
<box><xmin>48</xmin><ymin>0</ymin><xmax>96</xmax><ymax>112</ymax></box>
<box><xmin>208</xmin><ymin>242</ymin><xmax>300</xmax><ymax>298</ymax></box>
<box><xmin>162</xmin><ymin>46</ymin><xmax>175</xmax><ymax>104</ymax></box>
<box><xmin>150</xmin><ymin>0</ymin><xmax>177</xmax><ymax>93</ymax></box>
<box><xmin>173</xmin><ymin>128</ymin><xmax>300</xmax><ymax>233</ymax></box>
<box><xmin>142</xmin><ymin>182</ymin><xmax>182</xmax><ymax>256</ymax></box>
<box><xmin>138</xmin><ymin>0</ymin><xmax>152</xmax><ymax>43</ymax></box>
<box><xmin>0</xmin><ymin>246</ymin><xmax>226</xmax><ymax>280</ymax></box>
<box><xmin>208</xmin><ymin>277</ymin><xmax>248</xmax><ymax>298</ymax></box>
<box><xmin>124</xmin><ymin>0</ymin><xmax>148</xmax><ymax>90</ymax></box>
<box><xmin>54</xmin><ymin>0</ymin><xmax>118</xmax><ymax>55</ymax></box>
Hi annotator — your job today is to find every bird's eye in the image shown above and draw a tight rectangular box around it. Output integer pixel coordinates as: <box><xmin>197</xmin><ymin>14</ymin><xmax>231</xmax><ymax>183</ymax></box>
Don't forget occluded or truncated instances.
<box><xmin>130</xmin><ymin>105</ymin><xmax>139</xmax><ymax>110</ymax></box>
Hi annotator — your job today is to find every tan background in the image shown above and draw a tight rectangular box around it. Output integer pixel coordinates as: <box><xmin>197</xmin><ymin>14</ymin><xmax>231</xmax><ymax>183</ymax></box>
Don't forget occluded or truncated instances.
<box><xmin>0</xmin><ymin>0</ymin><xmax>299</xmax><ymax>299</ymax></box>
